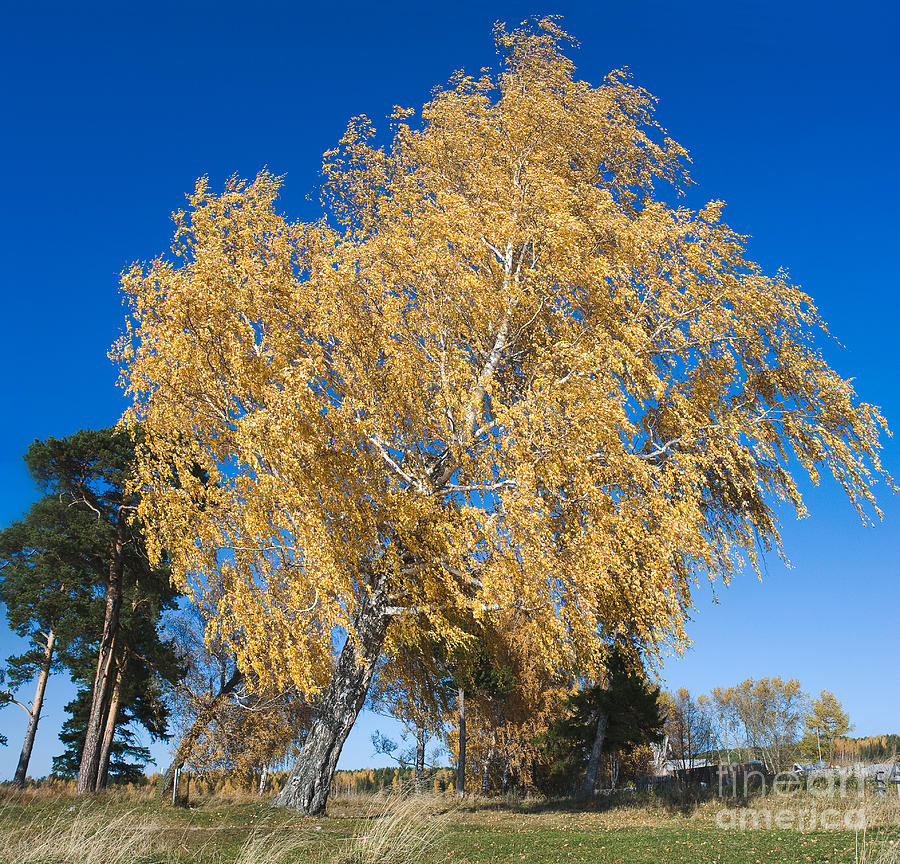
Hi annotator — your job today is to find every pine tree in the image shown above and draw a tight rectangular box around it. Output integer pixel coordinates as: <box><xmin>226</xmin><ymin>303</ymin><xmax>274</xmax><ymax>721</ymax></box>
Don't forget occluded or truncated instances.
<box><xmin>50</xmin><ymin>542</ymin><xmax>181</xmax><ymax>784</ymax></box>
<box><xmin>0</xmin><ymin>493</ymin><xmax>106</xmax><ymax>786</ymax></box>
<box><xmin>1</xmin><ymin>427</ymin><xmax>181</xmax><ymax>789</ymax></box>
<box><xmin>535</xmin><ymin>646</ymin><xmax>663</xmax><ymax>797</ymax></box>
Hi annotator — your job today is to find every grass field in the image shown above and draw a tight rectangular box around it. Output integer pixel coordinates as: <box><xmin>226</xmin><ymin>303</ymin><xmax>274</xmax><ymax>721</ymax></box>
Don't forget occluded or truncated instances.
<box><xmin>0</xmin><ymin>787</ymin><xmax>897</xmax><ymax>864</ymax></box>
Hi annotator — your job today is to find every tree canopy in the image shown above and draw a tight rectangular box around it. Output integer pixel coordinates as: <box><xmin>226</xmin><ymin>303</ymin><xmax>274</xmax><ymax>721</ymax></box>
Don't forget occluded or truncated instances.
<box><xmin>0</xmin><ymin>496</ymin><xmax>99</xmax><ymax>660</ymax></box>
<box><xmin>113</xmin><ymin>18</ymin><xmax>890</xmax><ymax>811</ymax></box>
<box><xmin>801</xmin><ymin>689</ymin><xmax>852</xmax><ymax>762</ymax></box>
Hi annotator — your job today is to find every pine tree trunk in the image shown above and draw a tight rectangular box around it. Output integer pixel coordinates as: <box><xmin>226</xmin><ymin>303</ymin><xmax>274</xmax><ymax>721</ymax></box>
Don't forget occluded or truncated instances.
<box><xmin>415</xmin><ymin>723</ymin><xmax>426</xmax><ymax>792</ymax></box>
<box><xmin>160</xmin><ymin>668</ymin><xmax>244</xmax><ymax>799</ymax></box>
<box><xmin>579</xmin><ymin>710</ymin><xmax>608</xmax><ymax>799</ymax></box>
<box><xmin>12</xmin><ymin>629</ymin><xmax>55</xmax><ymax>790</ymax></box>
<box><xmin>77</xmin><ymin>514</ymin><xmax>125</xmax><ymax>794</ymax></box>
<box><xmin>95</xmin><ymin>656</ymin><xmax>127</xmax><ymax>791</ymax></box>
<box><xmin>271</xmin><ymin>577</ymin><xmax>390</xmax><ymax>814</ymax></box>
<box><xmin>455</xmin><ymin>685</ymin><xmax>466</xmax><ymax>798</ymax></box>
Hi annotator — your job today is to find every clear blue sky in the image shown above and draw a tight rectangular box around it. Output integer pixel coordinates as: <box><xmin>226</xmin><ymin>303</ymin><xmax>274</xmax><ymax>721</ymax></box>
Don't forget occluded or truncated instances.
<box><xmin>1</xmin><ymin>0</ymin><xmax>897</xmax><ymax>781</ymax></box>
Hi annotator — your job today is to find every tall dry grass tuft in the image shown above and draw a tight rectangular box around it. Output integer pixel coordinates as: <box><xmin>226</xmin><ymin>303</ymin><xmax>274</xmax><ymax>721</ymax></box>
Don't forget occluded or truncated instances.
<box><xmin>855</xmin><ymin>799</ymin><xmax>900</xmax><ymax>864</ymax></box>
<box><xmin>0</xmin><ymin>803</ymin><xmax>167</xmax><ymax>864</ymax></box>
<box><xmin>227</xmin><ymin>788</ymin><xmax>451</xmax><ymax>864</ymax></box>
<box><xmin>0</xmin><ymin>788</ymin><xmax>450</xmax><ymax>864</ymax></box>
<box><xmin>857</xmin><ymin>829</ymin><xmax>899</xmax><ymax>864</ymax></box>
<box><xmin>231</xmin><ymin>829</ymin><xmax>313</xmax><ymax>864</ymax></box>
<box><xmin>326</xmin><ymin>788</ymin><xmax>451</xmax><ymax>864</ymax></box>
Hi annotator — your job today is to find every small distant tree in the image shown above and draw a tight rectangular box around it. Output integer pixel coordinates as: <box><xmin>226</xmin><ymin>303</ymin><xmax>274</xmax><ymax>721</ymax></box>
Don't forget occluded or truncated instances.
<box><xmin>447</xmin><ymin>625</ymin><xmax>567</xmax><ymax>797</ymax></box>
<box><xmin>663</xmin><ymin>688</ymin><xmax>714</xmax><ymax>773</ymax></box>
<box><xmin>442</xmin><ymin>634</ymin><xmax>516</xmax><ymax>798</ymax></box>
<box><xmin>369</xmin><ymin>635</ymin><xmax>453</xmax><ymax>792</ymax></box>
<box><xmin>710</xmin><ymin>685</ymin><xmax>744</xmax><ymax>764</ymax></box>
<box><xmin>714</xmin><ymin>677</ymin><xmax>809</xmax><ymax>771</ymax></box>
<box><xmin>461</xmin><ymin>641</ymin><xmax>566</xmax><ymax>796</ymax></box>
<box><xmin>159</xmin><ymin>605</ymin><xmax>242</xmax><ymax>796</ymax></box>
<box><xmin>185</xmin><ymin>684</ymin><xmax>312</xmax><ymax>793</ymax></box>
<box><xmin>370</xmin><ymin>727</ymin><xmax>443</xmax><ymax>786</ymax></box>
<box><xmin>800</xmin><ymin>690</ymin><xmax>852</xmax><ymax>763</ymax></box>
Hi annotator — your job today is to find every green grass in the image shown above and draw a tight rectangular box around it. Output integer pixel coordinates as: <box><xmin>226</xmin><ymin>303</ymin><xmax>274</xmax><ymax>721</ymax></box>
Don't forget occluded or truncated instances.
<box><xmin>0</xmin><ymin>788</ymin><xmax>896</xmax><ymax>864</ymax></box>
<box><xmin>443</xmin><ymin>823</ymin><xmax>857</xmax><ymax>863</ymax></box>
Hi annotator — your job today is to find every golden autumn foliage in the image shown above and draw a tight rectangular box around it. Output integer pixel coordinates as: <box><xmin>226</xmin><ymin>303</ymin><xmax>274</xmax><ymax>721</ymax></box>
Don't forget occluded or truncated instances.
<box><xmin>114</xmin><ymin>19</ymin><xmax>889</xmax><ymax>702</ymax></box>
<box><xmin>833</xmin><ymin>734</ymin><xmax>900</xmax><ymax>764</ymax></box>
<box><xmin>447</xmin><ymin>664</ymin><xmax>572</xmax><ymax>794</ymax></box>
<box><xmin>799</xmin><ymin>689</ymin><xmax>852</xmax><ymax>761</ymax></box>
<box><xmin>182</xmin><ymin>687</ymin><xmax>309</xmax><ymax>781</ymax></box>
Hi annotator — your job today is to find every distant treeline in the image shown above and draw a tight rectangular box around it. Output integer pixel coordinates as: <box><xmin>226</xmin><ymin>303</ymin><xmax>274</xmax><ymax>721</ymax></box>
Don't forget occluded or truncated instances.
<box><xmin>330</xmin><ymin>767</ymin><xmax>457</xmax><ymax>796</ymax></box>
<box><xmin>832</xmin><ymin>734</ymin><xmax>900</xmax><ymax>763</ymax></box>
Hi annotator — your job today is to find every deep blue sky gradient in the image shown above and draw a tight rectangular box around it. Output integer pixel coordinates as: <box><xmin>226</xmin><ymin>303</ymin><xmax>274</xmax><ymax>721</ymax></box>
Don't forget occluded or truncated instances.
<box><xmin>0</xmin><ymin>0</ymin><xmax>897</xmax><ymax>780</ymax></box>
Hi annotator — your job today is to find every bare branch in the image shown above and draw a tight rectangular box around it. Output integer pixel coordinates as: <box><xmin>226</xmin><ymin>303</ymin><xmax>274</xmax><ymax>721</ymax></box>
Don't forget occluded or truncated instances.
<box><xmin>369</xmin><ymin>435</ymin><xmax>427</xmax><ymax>494</ymax></box>
<box><xmin>439</xmin><ymin>479</ymin><xmax>517</xmax><ymax>494</ymax></box>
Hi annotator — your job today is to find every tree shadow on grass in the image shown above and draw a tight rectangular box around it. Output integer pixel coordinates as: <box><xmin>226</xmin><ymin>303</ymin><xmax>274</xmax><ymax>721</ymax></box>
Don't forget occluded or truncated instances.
<box><xmin>459</xmin><ymin>784</ymin><xmax>725</xmax><ymax>819</ymax></box>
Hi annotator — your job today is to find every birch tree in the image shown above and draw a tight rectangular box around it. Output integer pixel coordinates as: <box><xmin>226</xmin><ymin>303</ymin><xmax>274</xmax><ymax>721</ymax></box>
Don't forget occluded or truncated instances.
<box><xmin>663</xmin><ymin>688</ymin><xmax>714</xmax><ymax>773</ymax></box>
<box><xmin>801</xmin><ymin>690</ymin><xmax>852</xmax><ymax>762</ymax></box>
<box><xmin>369</xmin><ymin>636</ymin><xmax>452</xmax><ymax>792</ymax></box>
<box><xmin>715</xmin><ymin>677</ymin><xmax>810</xmax><ymax>771</ymax></box>
<box><xmin>115</xmin><ymin>18</ymin><xmax>890</xmax><ymax>813</ymax></box>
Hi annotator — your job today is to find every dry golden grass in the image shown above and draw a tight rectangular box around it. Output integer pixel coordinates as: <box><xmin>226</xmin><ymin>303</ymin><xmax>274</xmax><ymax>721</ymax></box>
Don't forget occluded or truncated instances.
<box><xmin>0</xmin><ymin>787</ymin><xmax>451</xmax><ymax>864</ymax></box>
<box><xmin>0</xmin><ymin>802</ymin><xmax>172</xmax><ymax>863</ymax></box>
<box><xmin>432</xmin><ymin>785</ymin><xmax>900</xmax><ymax>836</ymax></box>
<box><xmin>324</xmin><ymin>789</ymin><xmax>450</xmax><ymax>864</ymax></box>
<box><xmin>857</xmin><ymin>831</ymin><xmax>899</xmax><ymax>864</ymax></box>
<box><xmin>1</xmin><ymin>784</ymin><xmax>897</xmax><ymax>863</ymax></box>
<box><xmin>0</xmin><ymin>778</ymin><xmax>156</xmax><ymax>803</ymax></box>
<box><xmin>226</xmin><ymin>789</ymin><xmax>451</xmax><ymax>864</ymax></box>
<box><xmin>228</xmin><ymin>830</ymin><xmax>313</xmax><ymax>864</ymax></box>
<box><xmin>854</xmin><ymin>799</ymin><xmax>900</xmax><ymax>864</ymax></box>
